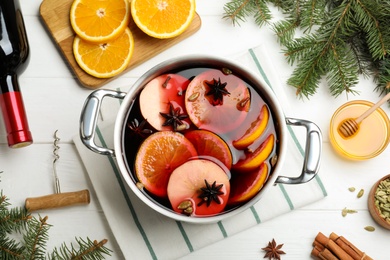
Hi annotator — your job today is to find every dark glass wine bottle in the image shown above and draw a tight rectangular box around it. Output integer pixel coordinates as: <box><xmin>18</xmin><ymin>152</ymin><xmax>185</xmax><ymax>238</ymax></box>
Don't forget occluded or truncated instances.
<box><xmin>0</xmin><ymin>0</ymin><xmax>32</xmax><ymax>148</ymax></box>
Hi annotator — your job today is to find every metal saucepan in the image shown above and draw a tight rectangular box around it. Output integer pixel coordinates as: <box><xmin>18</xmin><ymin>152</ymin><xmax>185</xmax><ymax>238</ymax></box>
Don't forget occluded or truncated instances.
<box><xmin>80</xmin><ymin>55</ymin><xmax>322</xmax><ymax>224</ymax></box>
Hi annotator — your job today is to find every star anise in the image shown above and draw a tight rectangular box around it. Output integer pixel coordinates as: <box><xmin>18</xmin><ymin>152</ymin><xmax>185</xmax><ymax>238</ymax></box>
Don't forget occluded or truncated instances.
<box><xmin>197</xmin><ymin>180</ymin><xmax>224</xmax><ymax>207</ymax></box>
<box><xmin>205</xmin><ymin>77</ymin><xmax>230</xmax><ymax>106</ymax></box>
<box><xmin>262</xmin><ymin>239</ymin><xmax>286</xmax><ymax>260</ymax></box>
<box><xmin>128</xmin><ymin>118</ymin><xmax>153</xmax><ymax>137</ymax></box>
<box><xmin>159</xmin><ymin>102</ymin><xmax>188</xmax><ymax>131</ymax></box>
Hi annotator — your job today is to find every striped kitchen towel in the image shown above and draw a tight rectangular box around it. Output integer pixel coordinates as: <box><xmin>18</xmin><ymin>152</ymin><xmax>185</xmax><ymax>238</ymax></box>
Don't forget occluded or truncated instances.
<box><xmin>73</xmin><ymin>45</ymin><xmax>327</xmax><ymax>260</ymax></box>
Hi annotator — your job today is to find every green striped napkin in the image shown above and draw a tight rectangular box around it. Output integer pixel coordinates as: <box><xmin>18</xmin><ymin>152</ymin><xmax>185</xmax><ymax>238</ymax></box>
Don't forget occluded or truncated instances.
<box><xmin>73</xmin><ymin>45</ymin><xmax>327</xmax><ymax>260</ymax></box>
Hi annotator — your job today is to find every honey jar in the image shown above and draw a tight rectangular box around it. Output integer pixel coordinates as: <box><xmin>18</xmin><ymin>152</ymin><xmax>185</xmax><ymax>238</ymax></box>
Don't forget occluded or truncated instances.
<box><xmin>329</xmin><ymin>100</ymin><xmax>390</xmax><ymax>160</ymax></box>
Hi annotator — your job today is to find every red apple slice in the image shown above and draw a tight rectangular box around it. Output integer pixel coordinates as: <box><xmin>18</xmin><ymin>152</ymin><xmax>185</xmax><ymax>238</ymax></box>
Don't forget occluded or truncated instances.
<box><xmin>185</xmin><ymin>69</ymin><xmax>250</xmax><ymax>134</ymax></box>
<box><xmin>139</xmin><ymin>74</ymin><xmax>192</xmax><ymax>131</ymax></box>
<box><xmin>167</xmin><ymin>159</ymin><xmax>230</xmax><ymax>216</ymax></box>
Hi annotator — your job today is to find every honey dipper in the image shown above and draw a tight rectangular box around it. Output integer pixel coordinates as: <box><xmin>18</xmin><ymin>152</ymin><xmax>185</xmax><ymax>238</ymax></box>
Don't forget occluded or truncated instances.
<box><xmin>338</xmin><ymin>92</ymin><xmax>390</xmax><ymax>138</ymax></box>
<box><xmin>25</xmin><ymin>130</ymin><xmax>90</xmax><ymax>211</ymax></box>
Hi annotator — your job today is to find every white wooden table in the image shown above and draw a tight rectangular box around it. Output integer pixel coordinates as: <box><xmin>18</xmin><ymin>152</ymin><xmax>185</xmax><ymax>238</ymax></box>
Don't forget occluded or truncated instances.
<box><xmin>1</xmin><ymin>1</ymin><xmax>389</xmax><ymax>259</ymax></box>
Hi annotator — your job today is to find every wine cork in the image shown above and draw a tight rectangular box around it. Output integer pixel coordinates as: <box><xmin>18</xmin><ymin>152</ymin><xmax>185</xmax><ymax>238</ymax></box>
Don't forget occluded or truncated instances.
<box><xmin>25</xmin><ymin>189</ymin><xmax>90</xmax><ymax>211</ymax></box>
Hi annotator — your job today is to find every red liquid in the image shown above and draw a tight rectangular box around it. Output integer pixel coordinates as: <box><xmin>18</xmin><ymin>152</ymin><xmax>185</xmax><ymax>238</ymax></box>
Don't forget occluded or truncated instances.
<box><xmin>123</xmin><ymin>67</ymin><xmax>278</xmax><ymax>215</ymax></box>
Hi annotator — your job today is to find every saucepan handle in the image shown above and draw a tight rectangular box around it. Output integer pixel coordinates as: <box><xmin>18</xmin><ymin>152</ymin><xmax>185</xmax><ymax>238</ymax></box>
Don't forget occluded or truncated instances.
<box><xmin>80</xmin><ymin>89</ymin><xmax>126</xmax><ymax>157</ymax></box>
<box><xmin>275</xmin><ymin>117</ymin><xmax>322</xmax><ymax>185</ymax></box>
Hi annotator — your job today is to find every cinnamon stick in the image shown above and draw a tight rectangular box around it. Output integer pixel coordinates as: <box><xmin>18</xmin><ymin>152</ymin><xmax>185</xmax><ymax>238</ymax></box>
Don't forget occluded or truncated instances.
<box><xmin>311</xmin><ymin>245</ymin><xmax>338</xmax><ymax>260</ymax></box>
<box><xmin>314</xmin><ymin>232</ymin><xmax>354</xmax><ymax>260</ymax></box>
<box><xmin>329</xmin><ymin>232</ymin><xmax>373</xmax><ymax>260</ymax></box>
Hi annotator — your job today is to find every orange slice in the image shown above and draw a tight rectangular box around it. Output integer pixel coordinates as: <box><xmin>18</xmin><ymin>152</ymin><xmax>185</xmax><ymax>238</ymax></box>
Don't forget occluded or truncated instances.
<box><xmin>135</xmin><ymin>131</ymin><xmax>197</xmax><ymax>198</ymax></box>
<box><xmin>233</xmin><ymin>105</ymin><xmax>270</xmax><ymax>150</ymax></box>
<box><xmin>73</xmin><ymin>27</ymin><xmax>134</xmax><ymax>78</ymax></box>
<box><xmin>185</xmin><ymin>130</ymin><xmax>233</xmax><ymax>170</ymax></box>
<box><xmin>70</xmin><ymin>0</ymin><xmax>130</xmax><ymax>43</ymax></box>
<box><xmin>233</xmin><ymin>134</ymin><xmax>275</xmax><ymax>172</ymax></box>
<box><xmin>228</xmin><ymin>163</ymin><xmax>268</xmax><ymax>206</ymax></box>
<box><xmin>131</xmin><ymin>0</ymin><xmax>196</xmax><ymax>39</ymax></box>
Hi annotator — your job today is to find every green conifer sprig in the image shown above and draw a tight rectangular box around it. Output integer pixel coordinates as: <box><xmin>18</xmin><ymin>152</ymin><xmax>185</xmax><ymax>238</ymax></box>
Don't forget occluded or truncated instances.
<box><xmin>223</xmin><ymin>0</ymin><xmax>390</xmax><ymax>99</ymax></box>
<box><xmin>0</xmin><ymin>189</ymin><xmax>112</xmax><ymax>259</ymax></box>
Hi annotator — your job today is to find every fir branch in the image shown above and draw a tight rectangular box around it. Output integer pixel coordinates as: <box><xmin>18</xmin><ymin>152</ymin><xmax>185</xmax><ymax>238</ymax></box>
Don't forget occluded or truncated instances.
<box><xmin>223</xmin><ymin>0</ymin><xmax>256</xmax><ymax>26</ymax></box>
<box><xmin>50</xmin><ymin>238</ymin><xmax>112</xmax><ymax>260</ymax></box>
<box><xmin>327</xmin><ymin>41</ymin><xmax>360</xmax><ymax>96</ymax></box>
<box><xmin>272</xmin><ymin>19</ymin><xmax>300</xmax><ymax>45</ymax></box>
<box><xmin>0</xmin><ymin>187</ymin><xmax>112</xmax><ymax>260</ymax></box>
<box><xmin>223</xmin><ymin>0</ymin><xmax>273</xmax><ymax>27</ymax></box>
<box><xmin>252</xmin><ymin>0</ymin><xmax>272</xmax><ymax>27</ymax></box>
<box><xmin>374</xmin><ymin>56</ymin><xmax>390</xmax><ymax>94</ymax></box>
<box><xmin>223</xmin><ymin>0</ymin><xmax>390</xmax><ymax>99</ymax></box>
<box><xmin>1</xmin><ymin>193</ymin><xmax>30</xmax><ymax>235</ymax></box>
<box><xmin>353</xmin><ymin>0</ymin><xmax>387</xmax><ymax>60</ymax></box>
<box><xmin>22</xmin><ymin>216</ymin><xmax>51</xmax><ymax>260</ymax></box>
<box><xmin>300</xmin><ymin>0</ymin><xmax>327</xmax><ymax>31</ymax></box>
<box><xmin>0</xmin><ymin>235</ymin><xmax>25</xmax><ymax>260</ymax></box>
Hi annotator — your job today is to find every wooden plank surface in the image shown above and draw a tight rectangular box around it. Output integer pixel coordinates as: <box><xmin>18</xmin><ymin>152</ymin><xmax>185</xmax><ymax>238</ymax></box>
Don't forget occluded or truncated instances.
<box><xmin>39</xmin><ymin>0</ymin><xmax>201</xmax><ymax>89</ymax></box>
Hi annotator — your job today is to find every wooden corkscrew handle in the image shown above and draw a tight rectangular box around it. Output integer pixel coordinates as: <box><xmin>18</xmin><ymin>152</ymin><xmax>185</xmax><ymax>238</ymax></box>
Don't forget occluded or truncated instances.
<box><xmin>25</xmin><ymin>189</ymin><xmax>90</xmax><ymax>211</ymax></box>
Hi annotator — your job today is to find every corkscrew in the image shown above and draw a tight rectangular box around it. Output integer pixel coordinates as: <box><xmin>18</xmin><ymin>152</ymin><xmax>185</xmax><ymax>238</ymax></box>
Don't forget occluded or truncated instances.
<box><xmin>25</xmin><ymin>130</ymin><xmax>90</xmax><ymax>211</ymax></box>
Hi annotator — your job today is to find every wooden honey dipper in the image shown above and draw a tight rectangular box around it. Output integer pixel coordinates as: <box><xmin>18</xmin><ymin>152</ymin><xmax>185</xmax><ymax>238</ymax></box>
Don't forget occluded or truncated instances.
<box><xmin>338</xmin><ymin>92</ymin><xmax>390</xmax><ymax>138</ymax></box>
<box><xmin>25</xmin><ymin>130</ymin><xmax>90</xmax><ymax>211</ymax></box>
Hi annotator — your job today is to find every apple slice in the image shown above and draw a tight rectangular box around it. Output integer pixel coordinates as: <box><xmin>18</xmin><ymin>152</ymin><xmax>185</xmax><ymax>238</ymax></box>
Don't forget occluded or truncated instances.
<box><xmin>228</xmin><ymin>163</ymin><xmax>268</xmax><ymax>206</ymax></box>
<box><xmin>233</xmin><ymin>134</ymin><xmax>275</xmax><ymax>172</ymax></box>
<box><xmin>167</xmin><ymin>159</ymin><xmax>230</xmax><ymax>216</ymax></box>
<box><xmin>139</xmin><ymin>74</ymin><xmax>192</xmax><ymax>131</ymax></box>
<box><xmin>185</xmin><ymin>69</ymin><xmax>250</xmax><ymax>134</ymax></box>
<box><xmin>233</xmin><ymin>105</ymin><xmax>269</xmax><ymax>150</ymax></box>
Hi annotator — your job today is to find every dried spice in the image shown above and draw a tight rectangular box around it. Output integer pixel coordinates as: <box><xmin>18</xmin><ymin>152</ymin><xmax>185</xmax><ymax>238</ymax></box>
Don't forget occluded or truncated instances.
<box><xmin>341</xmin><ymin>207</ymin><xmax>357</xmax><ymax>217</ymax></box>
<box><xmin>374</xmin><ymin>177</ymin><xmax>390</xmax><ymax>224</ymax></box>
<box><xmin>357</xmin><ymin>189</ymin><xmax>364</xmax><ymax>198</ymax></box>
<box><xmin>364</xmin><ymin>226</ymin><xmax>375</xmax><ymax>232</ymax></box>
<box><xmin>205</xmin><ymin>77</ymin><xmax>230</xmax><ymax>106</ymax></box>
<box><xmin>162</xmin><ymin>75</ymin><xmax>171</xmax><ymax>88</ymax></box>
<box><xmin>128</xmin><ymin>118</ymin><xmax>153</xmax><ymax>137</ymax></box>
<box><xmin>262</xmin><ymin>239</ymin><xmax>286</xmax><ymax>260</ymax></box>
<box><xmin>159</xmin><ymin>102</ymin><xmax>188</xmax><ymax>131</ymax></box>
<box><xmin>197</xmin><ymin>180</ymin><xmax>224</xmax><ymax>207</ymax></box>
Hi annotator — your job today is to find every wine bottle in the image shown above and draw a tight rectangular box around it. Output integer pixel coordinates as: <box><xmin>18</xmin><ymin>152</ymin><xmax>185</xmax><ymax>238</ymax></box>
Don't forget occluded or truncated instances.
<box><xmin>0</xmin><ymin>0</ymin><xmax>32</xmax><ymax>148</ymax></box>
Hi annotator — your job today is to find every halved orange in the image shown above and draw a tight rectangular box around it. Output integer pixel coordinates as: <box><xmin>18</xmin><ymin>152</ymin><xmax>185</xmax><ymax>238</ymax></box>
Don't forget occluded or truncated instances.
<box><xmin>228</xmin><ymin>163</ymin><xmax>268</xmax><ymax>206</ymax></box>
<box><xmin>73</xmin><ymin>27</ymin><xmax>134</xmax><ymax>78</ymax></box>
<box><xmin>70</xmin><ymin>0</ymin><xmax>130</xmax><ymax>43</ymax></box>
<box><xmin>233</xmin><ymin>105</ymin><xmax>270</xmax><ymax>150</ymax></box>
<box><xmin>233</xmin><ymin>134</ymin><xmax>275</xmax><ymax>172</ymax></box>
<box><xmin>184</xmin><ymin>130</ymin><xmax>233</xmax><ymax>169</ymax></box>
<box><xmin>135</xmin><ymin>131</ymin><xmax>197</xmax><ymax>198</ymax></box>
<box><xmin>131</xmin><ymin>0</ymin><xmax>196</xmax><ymax>39</ymax></box>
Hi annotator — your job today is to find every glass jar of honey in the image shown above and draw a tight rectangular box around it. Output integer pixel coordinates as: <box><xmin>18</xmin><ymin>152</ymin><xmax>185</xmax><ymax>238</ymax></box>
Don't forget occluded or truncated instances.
<box><xmin>329</xmin><ymin>100</ymin><xmax>390</xmax><ymax>160</ymax></box>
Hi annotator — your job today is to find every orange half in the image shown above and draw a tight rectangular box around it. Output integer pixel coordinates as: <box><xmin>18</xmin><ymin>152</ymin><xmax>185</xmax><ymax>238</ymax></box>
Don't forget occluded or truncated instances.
<box><xmin>73</xmin><ymin>27</ymin><xmax>134</xmax><ymax>78</ymax></box>
<box><xmin>70</xmin><ymin>0</ymin><xmax>130</xmax><ymax>42</ymax></box>
<box><xmin>131</xmin><ymin>0</ymin><xmax>196</xmax><ymax>39</ymax></box>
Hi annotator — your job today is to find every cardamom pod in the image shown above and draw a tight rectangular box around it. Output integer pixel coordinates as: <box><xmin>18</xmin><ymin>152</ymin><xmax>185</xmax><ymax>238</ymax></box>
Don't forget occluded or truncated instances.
<box><xmin>348</xmin><ymin>187</ymin><xmax>356</xmax><ymax>192</ymax></box>
<box><xmin>357</xmin><ymin>189</ymin><xmax>364</xmax><ymax>198</ymax></box>
<box><xmin>364</xmin><ymin>226</ymin><xmax>375</xmax><ymax>232</ymax></box>
<box><xmin>342</xmin><ymin>207</ymin><xmax>357</xmax><ymax>217</ymax></box>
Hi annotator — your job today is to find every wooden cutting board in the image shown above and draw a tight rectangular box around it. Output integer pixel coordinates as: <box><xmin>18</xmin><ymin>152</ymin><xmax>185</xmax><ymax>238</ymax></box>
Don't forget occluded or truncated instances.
<box><xmin>39</xmin><ymin>0</ymin><xmax>202</xmax><ymax>89</ymax></box>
